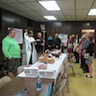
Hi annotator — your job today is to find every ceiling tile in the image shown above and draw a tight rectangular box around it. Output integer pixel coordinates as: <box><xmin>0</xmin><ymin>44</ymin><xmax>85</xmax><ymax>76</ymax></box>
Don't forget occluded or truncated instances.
<box><xmin>7</xmin><ymin>3</ymin><xmax>31</xmax><ymax>11</ymax></box>
<box><xmin>0</xmin><ymin>0</ymin><xmax>96</xmax><ymax>21</ymax></box>
<box><xmin>25</xmin><ymin>11</ymin><xmax>41</xmax><ymax>17</ymax></box>
<box><xmin>55</xmin><ymin>15</ymin><xmax>66</xmax><ymax>21</ymax></box>
<box><xmin>76</xmin><ymin>15</ymin><xmax>86</xmax><ymax>20</ymax></box>
<box><xmin>66</xmin><ymin>15</ymin><xmax>75</xmax><ymax>21</ymax></box>
<box><xmin>62</xmin><ymin>9</ymin><xmax>75</xmax><ymax>15</ymax></box>
<box><xmin>92</xmin><ymin>1</ymin><xmax>96</xmax><ymax>8</ymax></box>
<box><xmin>86</xmin><ymin>16</ymin><xmax>96</xmax><ymax>20</ymax></box>
<box><xmin>76</xmin><ymin>0</ymin><xmax>94</xmax><ymax>9</ymax></box>
<box><xmin>17</xmin><ymin>0</ymin><xmax>35</xmax><ymax>2</ymax></box>
<box><xmin>15</xmin><ymin>11</ymin><xmax>28</xmax><ymax>17</ymax></box>
<box><xmin>0</xmin><ymin>3</ymin><xmax>21</xmax><ymax>13</ymax></box>
<box><xmin>36</xmin><ymin>10</ymin><xmax>50</xmax><ymax>15</ymax></box>
<box><xmin>0</xmin><ymin>0</ymin><xmax>17</xmax><ymax>3</ymax></box>
<box><xmin>49</xmin><ymin>11</ymin><xmax>64</xmax><ymax>16</ymax></box>
<box><xmin>57</xmin><ymin>0</ymin><xmax>75</xmax><ymax>10</ymax></box>
<box><xmin>23</xmin><ymin>2</ymin><xmax>46</xmax><ymax>11</ymax></box>
<box><xmin>76</xmin><ymin>9</ymin><xmax>89</xmax><ymax>15</ymax></box>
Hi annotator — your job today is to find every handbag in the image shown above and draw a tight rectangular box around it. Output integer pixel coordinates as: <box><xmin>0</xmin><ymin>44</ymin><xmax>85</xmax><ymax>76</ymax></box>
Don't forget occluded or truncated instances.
<box><xmin>84</xmin><ymin>53</ymin><xmax>89</xmax><ymax>59</ymax></box>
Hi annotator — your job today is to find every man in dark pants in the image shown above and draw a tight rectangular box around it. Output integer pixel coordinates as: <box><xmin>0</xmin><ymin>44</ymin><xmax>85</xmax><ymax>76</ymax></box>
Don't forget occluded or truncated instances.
<box><xmin>35</xmin><ymin>32</ymin><xmax>45</xmax><ymax>59</ymax></box>
<box><xmin>2</xmin><ymin>28</ymin><xmax>21</xmax><ymax>79</ymax></box>
<box><xmin>73</xmin><ymin>35</ymin><xmax>79</xmax><ymax>63</ymax></box>
<box><xmin>74</xmin><ymin>51</ymin><xmax>79</xmax><ymax>63</ymax></box>
<box><xmin>47</xmin><ymin>36</ymin><xmax>54</xmax><ymax>50</ymax></box>
<box><xmin>53</xmin><ymin>33</ymin><xmax>61</xmax><ymax>49</ymax></box>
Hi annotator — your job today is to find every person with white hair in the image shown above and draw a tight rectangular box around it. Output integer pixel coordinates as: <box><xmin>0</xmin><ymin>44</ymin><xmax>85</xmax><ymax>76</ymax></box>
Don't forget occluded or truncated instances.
<box><xmin>35</xmin><ymin>32</ymin><xmax>45</xmax><ymax>53</ymax></box>
<box><xmin>81</xmin><ymin>32</ymin><xmax>90</xmax><ymax>73</ymax></box>
<box><xmin>85</xmin><ymin>34</ymin><xmax>94</xmax><ymax>78</ymax></box>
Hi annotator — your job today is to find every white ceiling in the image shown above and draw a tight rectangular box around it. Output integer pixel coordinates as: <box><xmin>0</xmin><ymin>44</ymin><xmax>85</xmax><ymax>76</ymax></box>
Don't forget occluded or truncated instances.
<box><xmin>0</xmin><ymin>0</ymin><xmax>96</xmax><ymax>21</ymax></box>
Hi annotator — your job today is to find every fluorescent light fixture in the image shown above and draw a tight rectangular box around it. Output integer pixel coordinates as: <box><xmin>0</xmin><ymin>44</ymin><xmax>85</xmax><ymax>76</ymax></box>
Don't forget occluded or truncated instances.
<box><xmin>88</xmin><ymin>9</ymin><xmax>96</xmax><ymax>15</ymax></box>
<box><xmin>39</xmin><ymin>1</ymin><xmax>60</xmax><ymax>11</ymax></box>
<box><xmin>44</xmin><ymin>16</ymin><xmax>57</xmax><ymax>20</ymax></box>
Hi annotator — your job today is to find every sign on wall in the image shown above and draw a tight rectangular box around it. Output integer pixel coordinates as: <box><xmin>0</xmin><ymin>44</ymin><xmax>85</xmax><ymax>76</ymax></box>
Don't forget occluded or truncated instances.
<box><xmin>8</xmin><ymin>27</ymin><xmax>23</xmax><ymax>44</ymax></box>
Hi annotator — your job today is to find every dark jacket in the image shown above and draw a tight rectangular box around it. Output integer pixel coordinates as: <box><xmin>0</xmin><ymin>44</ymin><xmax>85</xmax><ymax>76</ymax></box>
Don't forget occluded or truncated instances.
<box><xmin>53</xmin><ymin>38</ymin><xmax>61</xmax><ymax>49</ymax></box>
<box><xmin>86</xmin><ymin>41</ymin><xmax>94</xmax><ymax>56</ymax></box>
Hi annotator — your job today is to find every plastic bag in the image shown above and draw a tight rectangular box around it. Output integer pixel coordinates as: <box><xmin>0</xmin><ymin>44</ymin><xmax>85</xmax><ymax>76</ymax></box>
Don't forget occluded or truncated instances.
<box><xmin>84</xmin><ymin>53</ymin><xmax>89</xmax><ymax>59</ymax></box>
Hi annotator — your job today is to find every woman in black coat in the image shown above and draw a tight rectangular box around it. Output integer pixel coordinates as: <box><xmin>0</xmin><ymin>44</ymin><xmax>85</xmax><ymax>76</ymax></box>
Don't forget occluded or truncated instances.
<box><xmin>85</xmin><ymin>35</ymin><xmax>94</xmax><ymax>78</ymax></box>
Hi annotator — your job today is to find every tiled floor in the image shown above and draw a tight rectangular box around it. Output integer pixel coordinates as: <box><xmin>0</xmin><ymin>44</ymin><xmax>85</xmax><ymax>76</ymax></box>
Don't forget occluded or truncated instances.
<box><xmin>62</xmin><ymin>58</ymin><xmax>96</xmax><ymax>96</ymax></box>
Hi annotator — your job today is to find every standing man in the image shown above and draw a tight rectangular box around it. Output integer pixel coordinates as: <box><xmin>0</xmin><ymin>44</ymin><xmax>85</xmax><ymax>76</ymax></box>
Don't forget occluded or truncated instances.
<box><xmin>35</xmin><ymin>32</ymin><xmax>45</xmax><ymax>57</ymax></box>
<box><xmin>53</xmin><ymin>33</ymin><xmax>61</xmax><ymax>49</ymax></box>
<box><xmin>73</xmin><ymin>35</ymin><xmax>80</xmax><ymax>63</ymax></box>
<box><xmin>47</xmin><ymin>36</ymin><xmax>54</xmax><ymax>50</ymax></box>
<box><xmin>2</xmin><ymin>28</ymin><xmax>21</xmax><ymax>79</ymax></box>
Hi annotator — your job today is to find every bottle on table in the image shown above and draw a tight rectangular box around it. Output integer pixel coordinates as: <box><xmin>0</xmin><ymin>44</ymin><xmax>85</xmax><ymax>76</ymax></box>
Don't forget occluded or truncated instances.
<box><xmin>36</xmin><ymin>76</ymin><xmax>41</xmax><ymax>92</ymax></box>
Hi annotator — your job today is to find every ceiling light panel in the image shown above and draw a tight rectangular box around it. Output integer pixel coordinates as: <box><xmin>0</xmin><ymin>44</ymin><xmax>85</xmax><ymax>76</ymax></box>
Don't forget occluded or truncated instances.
<box><xmin>39</xmin><ymin>1</ymin><xmax>60</xmax><ymax>11</ymax></box>
<box><xmin>44</xmin><ymin>16</ymin><xmax>57</xmax><ymax>20</ymax></box>
<box><xmin>88</xmin><ymin>9</ymin><xmax>96</xmax><ymax>15</ymax></box>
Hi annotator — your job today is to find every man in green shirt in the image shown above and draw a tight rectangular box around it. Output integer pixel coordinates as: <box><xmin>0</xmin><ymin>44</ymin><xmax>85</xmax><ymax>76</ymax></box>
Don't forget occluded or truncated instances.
<box><xmin>2</xmin><ymin>28</ymin><xmax>21</xmax><ymax>79</ymax></box>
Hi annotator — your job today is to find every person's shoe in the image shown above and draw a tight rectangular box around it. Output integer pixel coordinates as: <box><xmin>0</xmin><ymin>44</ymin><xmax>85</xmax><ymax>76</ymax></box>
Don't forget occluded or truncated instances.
<box><xmin>80</xmin><ymin>66</ymin><xmax>82</xmax><ymax>68</ymax></box>
<box><xmin>83</xmin><ymin>70</ymin><xmax>89</xmax><ymax>73</ymax></box>
<box><xmin>86</xmin><ymin>75</ymin><xmax>93</xmax><ymax>78</ymax></box>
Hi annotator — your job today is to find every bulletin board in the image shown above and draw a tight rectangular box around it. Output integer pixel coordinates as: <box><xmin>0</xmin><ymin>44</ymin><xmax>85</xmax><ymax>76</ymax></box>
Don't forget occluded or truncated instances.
<box><xmin>14</xmin><ymin>28</ymin><xmax>23</xmax><ymax>44</ymax></box>
<box><xmin>58</xmin><ymin>34</ymin><xmax>68</xmax><ymax>47</ymax></box>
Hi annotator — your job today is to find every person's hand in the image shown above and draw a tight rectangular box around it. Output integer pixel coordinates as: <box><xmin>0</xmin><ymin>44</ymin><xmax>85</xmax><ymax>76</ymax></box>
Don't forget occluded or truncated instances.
<box><xmin>56</xmin><ymin>46</ymin><xmax>58</xmax><ymax>48</ymax></box>
<box><xmin>41</xmin><ymin>43</ymin><xmax>45</xmax><ymax>46</ymax></box>
<box><xmin>83</xmin><ymin>50</ymin><xmax>86</xmax><ymax>53</ymax></box>
<box><xmin>8</xmin><ymin>58</ymin><xmax>13</xmax><ymax>60</ymax></box>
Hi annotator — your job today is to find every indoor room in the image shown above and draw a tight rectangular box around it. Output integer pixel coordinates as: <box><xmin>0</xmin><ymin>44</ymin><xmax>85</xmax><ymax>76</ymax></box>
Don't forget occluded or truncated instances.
<box><xmin>0</xmin><ymin>0</ymin><xmax>96</xmax><ymax>96</ymax></box>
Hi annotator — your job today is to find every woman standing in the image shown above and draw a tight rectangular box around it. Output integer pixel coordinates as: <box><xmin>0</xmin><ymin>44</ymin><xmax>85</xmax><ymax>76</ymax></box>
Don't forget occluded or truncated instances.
<box><xmin>67</xmin><ymin>35</ymin><xmax>73</xmax><ymax>62</ymax></box>
<box><xmin>24</xmin><ymin>30</ymin><xmax>37</xmax><ymax>65</ymax></box>
<box><xmin>85</xmin><ymin>35</ymin><xmax>94</xmax><ymax>78</ymax></box>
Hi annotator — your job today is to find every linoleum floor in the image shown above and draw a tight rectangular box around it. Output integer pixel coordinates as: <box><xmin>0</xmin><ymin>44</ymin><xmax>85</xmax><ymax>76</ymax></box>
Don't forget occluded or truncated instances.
<box><xmin>61</xmin><ymin>58</ymin><xmax>96</xmax><ymax>96</ymax></box>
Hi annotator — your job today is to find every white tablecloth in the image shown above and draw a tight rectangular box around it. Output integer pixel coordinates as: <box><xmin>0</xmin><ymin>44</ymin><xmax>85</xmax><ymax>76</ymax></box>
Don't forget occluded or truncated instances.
<box><xmin>18</xmin><ymin>53</ymin><xmax>67</xmax><ymax>83</ymax></box>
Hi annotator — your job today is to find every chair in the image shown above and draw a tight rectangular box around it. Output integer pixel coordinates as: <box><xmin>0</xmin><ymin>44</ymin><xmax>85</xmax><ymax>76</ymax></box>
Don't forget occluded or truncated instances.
<box><xmin>66</xmin><ymin>63</ymin><xmax>75</xmax><ymax>75</ymax></box>
<box><xmin>60</xmin><ymin>56</ymin><xmax>75</xmax><ymax>91</ymax></box>
<box><xmin>66</xmin><ymin>54</ymin><xmax>75</xmax><ymax>75</ymax></box>
<box><xmin>0</xmin><ymin>76</ymin><xmax>11</xmax><ymax>87</ymax></box>
<box><xmin>0</xmin><ymin>58</ymin><xmax>8</xmax><ymax>76</ymax></box>
<box><xmin>54</xmin><ymin>78</ymin><xmax>68</xmax><ymax>96</ymax></box>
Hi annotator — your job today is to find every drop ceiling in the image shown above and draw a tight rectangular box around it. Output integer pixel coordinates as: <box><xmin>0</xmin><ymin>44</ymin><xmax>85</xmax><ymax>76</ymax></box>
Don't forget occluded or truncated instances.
<box><xmin>0</xmin><ymin>0</ymin><xmax>96</xmax><ymax>21</ymax></box>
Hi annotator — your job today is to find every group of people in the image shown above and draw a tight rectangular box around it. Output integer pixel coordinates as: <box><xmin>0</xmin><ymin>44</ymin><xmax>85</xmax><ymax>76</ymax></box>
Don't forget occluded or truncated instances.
<box><xmin>47</xmin><ymin>33</ymin><xmax>61</xmax><ymax>50</ymax></box>
<box><xmin>2</xmin><ymin>28</ymin><xmax>94</xmax><ymax>79</ymax></box>
<box><xmin>67</xmin><ymin>33</ymin><xmax>94</xmax><ymax>78</ymax></box>
<box><xmin>2</xmin><ymin>28</ymin><xmax>62</xmax><ymax>79</ymax></box>
<box><xmin>80</xmin><ymin>33</ymin><xmax>94</xmax><ymax>78</ymax></box>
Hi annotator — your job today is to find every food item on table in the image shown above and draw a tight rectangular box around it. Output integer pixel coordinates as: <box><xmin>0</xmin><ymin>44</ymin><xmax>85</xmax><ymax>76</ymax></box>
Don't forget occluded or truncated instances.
<box><xmin>38</xmin><ymin>64</ymin><xmax>47</xmax><ymax>69</ymax></box>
